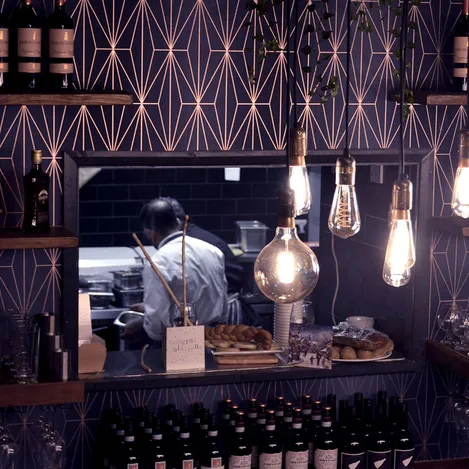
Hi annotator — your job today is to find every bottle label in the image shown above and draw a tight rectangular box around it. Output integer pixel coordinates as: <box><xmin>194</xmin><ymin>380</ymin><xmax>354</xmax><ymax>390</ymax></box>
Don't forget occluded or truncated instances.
<box><xmin>259</xmin><ymin>452</ymin><xmax>282</xmax><ymax>469</ymax></box>
<box><xmin>314</xmin><ymin>448</ymin><xmax>338</xmax><ymax>469</ymax></box>
<box><xmin>341</xmin><ymin>451</ymin><xmax>365</xmax><ymax>469</ymax></box>
<box><xmin>152</xmin><ymin>434</ymin><xmax>163</xmax><ymax>440</ymax></box>
<box><xmin>285</xmin><ymin>450</ymin><xmax>309</xmax><ymax>469</ymax></box>
<box><xmin>155</xmin><ymin>463</ymin><xmax>166</xmax><ymax>469</ymax></box>
<box><xmin>201</xmin><ymin>457</ymin><xmax>224</xmax><ymax>469</ymax></box>
<box><xmin>49</xmin><ymin>28</ymin><xmax>74</xmax><ymax>58</ymax></box>
<box><xmin>0</xmin><ymin>28</ymin><xmax>8</xmax><ymax>61</ymax></box>
<box><xmin>50</xmin><ymin>62</ymin><xmax>74</xmax><ymax>74</ymax></box>
<box><xmin>229</xmin><ymin>454</ymin><xmax>252</xmax><ymax>469</ymax></box>
<box><xmin>234</xmin><ymin>427</ymin><xmax>245</xmax><ymax>433</ymax></box>
<box><xmin>127</xmin><ymin>465</ymin><xmax>138</xmax><ymax>469</ymax></box>
<box><xmin>18</xmin><ymin>62</ymin><xmax>41</xmax><ymax>73</ymax></box>
<box><xmin>393</xmin><ymin>448</ymin><xmax>415</xmax><ymax>469</ymax></box>
<box><xmin>367</xmin><ymin>450</ymin><xmax>391</xmax><ymax>469</ymax></box>
<box><xmin>182</xmin><ymin>460</ymin><xmax>194</xmax><ymax>469</ymax></box>
<box><xmin>18</xmin><ymin>28</ymin><xmax>41</xmax><ymax>57</ymax></box>
<box><xmin>252</xmin><ymin>446</ymin><xmax>258</xmax><ymax>469</ymax></box>
<box><xmin>308</xmin><ymin>442</ymin><xmax>313</xmax><ymax>465</ymax></box>
<box><xmin>454</xmin><ymin>36</ymin><xmax>469</xmax><ymax>65</ymax></box>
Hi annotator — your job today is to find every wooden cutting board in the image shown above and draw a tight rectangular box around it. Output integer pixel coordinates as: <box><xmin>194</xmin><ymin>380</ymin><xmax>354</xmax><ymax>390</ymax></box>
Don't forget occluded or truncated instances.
<box><xmin>215</xmin><ymin>354</ymin><xmax>279</xmax><ymax>365</ymax></box>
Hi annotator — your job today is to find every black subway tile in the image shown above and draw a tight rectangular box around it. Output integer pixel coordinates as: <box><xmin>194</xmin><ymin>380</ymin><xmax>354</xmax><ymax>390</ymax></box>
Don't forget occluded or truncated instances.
<box><xmin>177</xmin><ymin>169</ymin><xmax>207</xmax><ymax>183</ymax></box>
<box><xmin>79</xmin><ymin>218</ymin><xmax>98</xmax><ymax>234</ymax></box>
<box><xmin>145</xmin><ymin>168</ymin><xmax>176</xmax><ymax>184</ymax></box>
<box><xmin>114</xmin><ymin>201</ymin><xmax>145</xmax><ymax>217</ymax></box>
<box><xmin>206</xmin><ymin>168</ymin><xmax>225</xmax><ymax>183</ymax></box>
<box><xmin>98</xmin><ymin>217</ymin><xmax>130</xmax><ymax>233</ymax></box>
<box><xmin>191</xmin><ymin>184</ymin><xmax>221</xmax><ymax>199</ymax></box>
<box><xmin>159</xmin><ymin>185</ymin><xmax>191</xmax><ymax>199</ymax></box>
<box><xmin>191</xmin><ymin>215</ymin><xmax>222</xmax><ymax>231</ymax></box>
<box><xmin>178</xmin><ymin>199</ymin><xmax>207</xmax><ymax>216</ymax></box>
<box><xmin>222</xmin><ymin>183</ymin><xmax>252</xmax><ymax>198</ymax></box>
<box><xmin>90</xmin><ymin>169</ymin><xmax>114</xmax><ymax>185</ymax></box>
<box><xmin>129</xmin><ymin>185</ymin><xmax>161</xmax><ymax>200</ymax></box>
<box><xmin>80</xmin><ymin>201</ymin><xmax>113</xmax><ymax>217</ymax></box>
<box><xmin>98</xmin><ymin>185</ymin><xmax>129</xmax><ymax>201</ymax></box>
<box><xmin>252</xmin><ymin>182</ymin><xmax>279</xmax><ymax>199</ymax></box>
<box><xmin>237</xmin><ymin>199</ymin><xmax>266</xmax><ymax>215</ymax></box>
<box><xmin>79</xmin><ymin>185</ymin><xmax>97</xmax><ymax>202</ymax></box>
<box><xmin>114</xmin><ymin>169</ymin><xmax>146</xmax><ymax>184</ymax></box>
<box><xmin>208</xmin><ymin>199</ymin><xmax>236</xmax><ymax>215</ymax></box>
<box><xmin>80</xmin><ymin>233</ymin><xmax>113</xmax><ymax>247</ymax></box>
<box><xmin>240</xmin><ymin>168</ymin><xmax>268</xmax><ymax>182</ymax></box>
<box><xmin>113</xmin><ymin>233</ymin><xmax>135</xmax><ymax>246</ymax></box>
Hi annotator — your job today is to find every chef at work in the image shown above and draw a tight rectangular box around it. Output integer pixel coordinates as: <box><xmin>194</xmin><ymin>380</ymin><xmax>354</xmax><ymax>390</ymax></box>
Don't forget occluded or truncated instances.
<box><xmin>124</xmin><ymin>198</ymin><xmax>229</xmax><ymax>343</ymax></box>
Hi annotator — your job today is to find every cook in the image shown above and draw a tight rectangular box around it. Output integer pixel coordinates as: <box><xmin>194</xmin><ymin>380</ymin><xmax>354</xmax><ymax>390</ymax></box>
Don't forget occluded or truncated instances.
<box><xmin>124</xmin><ymin>198</ymin><xmax>229</xmax><ymax>344</ymax></box>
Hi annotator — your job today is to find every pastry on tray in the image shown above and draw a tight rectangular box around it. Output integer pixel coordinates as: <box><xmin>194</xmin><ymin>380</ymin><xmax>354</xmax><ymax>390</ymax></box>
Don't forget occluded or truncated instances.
<box><xmin>205</xmin><ymin>324</ymin><xmax>274</xmax><ymax>351</ymax></box>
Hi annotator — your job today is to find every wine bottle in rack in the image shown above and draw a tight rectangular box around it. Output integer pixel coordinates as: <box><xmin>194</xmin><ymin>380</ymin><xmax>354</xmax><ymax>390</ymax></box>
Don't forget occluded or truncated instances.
<box><xmin>16</xmin><ymin>0</ymin><xmax>41</xmax><ymax>90</ymax></box>
<box><xmin>46</xmin><ymin>0</ymin><xmax>73</xmax><ymax>90</ymax></box>
<box><xmin>285</xmin><ymin>408</ymin><xmax>308</xmax><ymax>469</ymax></box>
<box><xmin>392</xmin><ymin>403</ymin><xmax>415</xmax><ymax>469</ymax></box>
<box><xmin>313</xmin><ymin>407</ymin><xmax>338</xmax><ymax>469</ymax></box>
<box><xmin>227</xmin><ymin>411</ymin><xmax>252</xmax><ymax>469</ymax></box>
<box><xmin>200</xmin><ymin>415</ymin><xmax>224</xmax><ymax>469</ymax></box>
<box><xmin>366</xmin><ymin>404</ymin><xmax>391</xmax><ymax>469</ymax></box>
<box><xmin>454</xmin><ymin>0</ymin><xmax>469</xmax><ymax>91</ymax></box>
<box><xmin>0</xmin><ymin>12</ymin><xmax>8</xmax><ymax>89</ymax></box>
<box><xmin>340</xmin><ymin>407</ymin><xmax>365</xmax><ymax>469</ymax></box>
<box><xmin>147</xmin><ymin>420</ymin><xmax>167</xmax><ymax>469</ymax></box>
<box><xmin>258</xmin><ymin>410</ymin><xmax>282</xmax><ymax>469</ymax></box>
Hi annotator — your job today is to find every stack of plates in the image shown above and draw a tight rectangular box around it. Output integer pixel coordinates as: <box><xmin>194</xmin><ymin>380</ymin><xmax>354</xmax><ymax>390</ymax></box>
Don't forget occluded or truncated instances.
<box><xmin>274</xmin><ymin>301</ymin><xmax>304</xmax><ymax>348</ymax></box>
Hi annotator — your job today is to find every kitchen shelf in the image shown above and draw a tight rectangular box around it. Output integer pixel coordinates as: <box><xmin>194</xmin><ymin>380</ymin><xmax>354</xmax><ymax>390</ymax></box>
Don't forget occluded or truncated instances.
<box><xmin>0</xmin><ymin>227</ymin><xmax>78</xmax><ymax>250</ymax></box>
<box><xmin>415</xmin><ymin>92</ymin><xmax>466</xmax><ymax>106</ymax></box>
<box><xmin>415</xmin><ymin>458</ymin><xmax>469</xmax><ymax>469</ymax></box>
<box><xmin>0</xmin><ymin>91</ymin><xmax>133</xmax><ymax>106</ymax></box>
<box><xmin>426</xmin><ymin>339</ymin><xmax>469</xmax><ymax>380</ymax></box>
<box><xmin>0</xmin><ymin>380</ymin><xmax>84</xmax><ymax>408</ymax></box>
<box><xmin>430</xmin><ymin>216</ymin><xmax>469</xmax><ymax>237</ymax></box>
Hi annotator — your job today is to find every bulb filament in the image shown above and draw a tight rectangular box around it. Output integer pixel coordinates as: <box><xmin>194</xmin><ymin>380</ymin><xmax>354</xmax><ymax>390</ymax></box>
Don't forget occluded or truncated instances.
<box><xmin>337</xmin><ymin>198</ymin><xmax>352</xmax><ymax>228</ymax></box>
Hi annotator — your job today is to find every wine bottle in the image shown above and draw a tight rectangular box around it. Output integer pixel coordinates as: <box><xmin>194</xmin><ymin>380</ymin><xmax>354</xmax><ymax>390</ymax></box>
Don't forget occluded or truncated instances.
<box><xmin>308</xmin><ymin>401</ymin><xmax>322</xmax><ymax>468</ymax></box>
<box><xmin>148</xmin><ymin>420</ymin><xmax>167</xmax><ymax>469</ymax></box>
<box><xmin>139</xmin><ymin>412</ymin><xmax>154</xmax><ymax>459</ymax></box>
<box><xmin>313</xmin><ymin>407</ymin><xmax>338</xmax><ymax>469</ymax></box>
<box><xmin>354</xmin><ymin>392</ymin><xmax>364</xmax><ymax>429</ymax></box>
<box><xmin>340</xmin><ymin>407</ymin><xmax>365</xmax><ymax>469</ymax></box>
<box><xmin>46</xmin><ymin>0</ymin><xmax>73</xmax><ymax>90</ymax></box>
<box><xmin>252</xmin><ymin>404</ymin><xmax>266</xmax><ymax>469</ymax></box>
<box><xmin>119</xmin><ymin>418</ymin><xmax>140</xmax><ymax>469</ymax></box>
<box><xmin>258</xmin><ymin>410</ymin><xmax>282</xmax><ymax>469</ymax></box>
<box><xmin>367</xmin><ymin>404</ymin><xmax>391</xmax><ymax>469</ymax></box>
<box><xmin>110</xmin><ymin>415</ymin><xmax>125</xmax><ymax>469</ymax></box>
<box><xmin>285</xmin><ymin>408</ymin><xmax>308</xmax><ymax>469</ymax></box>
<box><xmin>283</xmin><ymin>402</ymin><xmax>294</xmax><ymax>437</ymax></box>
<box><xmin>338</xmin><ymin>400</ymin><xmax>349</xmax><ymax>437</ymax></box>
<box><xmin>191</xmin><ymin>402</ymin><xmax>204</xmax><ymax>437</ymax></box>
<box><xmin>200</xmin><ymin>415</ymin><xmax>224</xmax><ymax>469</ymax></box>
<box><xmin>220</xmin><ymin>399</ymin><xmax>233</xmax><ymax>443</ymax></box>
<box><xmin>388</xmin><ymin>397</ymin><xmax>399</xmax><ymax>439</ymax></box>
<box><xmin>173</xmin><ymin>417</ymin><xmax>195</xmax><ymax>469</ymax></box>
<box><xmin>15</xmin><ymin>0</ymin><xmax>41</xmax><ymax>90</ymax></box>
<box><xmin>363</xmin><ymin>398</ymin><xmax>374</xmax><ymax>440</ymax></box>
<box><xmin>275</xmin><ymin>396</ymin><xmax>285</xmax><ymax>421</ymax></box>
<box><xmin>23</xmin><ymin>149</ymin><xmax>49</xmax><ymax>232</ymax></box>
<box><xmin>227</xmin><ymin>411</ymin><xmax>252</xmax><ymax>469</ymax></box>
<box><xmin>101</xmin><ymin>409</ymin><xmax>120</xmax><ymax>469</ymax></box>
<box><xmin>164</xmin><ymin>404</ymin><xmax>176</xmax><ymax>438</ymax></box>
<box><xmin>247</xmin><ymin>398</ymin><xmax>258</xmax><ymax>429</ymax></box>
<box><xmin>392</xmin><ymin>403</ymin><xmax>415</xmax><ymax>469</ymax></box>
<box><xmin>301</xmin><ymin>395</ymin><xmax>313</xmax><ymax>437</ymax></box>
<box><xmin>326</xmin><ymin>394</ymin><xmax>336</xmax><ymax>424</ymax></box>
<box><xmin>377</xmin><ymin>391</ymin><xmax>388</xmax><ymax>415</ymax></box>
<box><xmin>0</xmin><ymin>12</ymin><xmax>8</xmax><ymax>89</ymax></box>
<box><xmin>454</xmin><ymin>0</ymin><xmax>469</xmax><ymax>91</ymax></box>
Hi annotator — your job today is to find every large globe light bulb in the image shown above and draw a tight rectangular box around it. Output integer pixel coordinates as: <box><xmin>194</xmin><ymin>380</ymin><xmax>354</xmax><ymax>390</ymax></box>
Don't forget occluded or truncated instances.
<box><xmin>289</xmin><ymin>127</ymin><xmax>311</xmax><ymax>216</ymax></box>
<box><xmin>452</xmin><ymin>129</ymin><xmax>469</xmax><ymax>218</ymax></box>
<box><xmin>254</xmin><ymin>187</ymin><xmax>319</xmax><ymax>303</ymax></box>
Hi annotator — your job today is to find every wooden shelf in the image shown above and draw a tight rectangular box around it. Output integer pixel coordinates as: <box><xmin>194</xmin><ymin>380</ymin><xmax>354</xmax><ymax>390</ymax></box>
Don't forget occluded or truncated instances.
<box><xmin>426</xmin><ymin>339</ymin><xmax>469</xmax><ymax>380</ymax></box>
<box><xmin>415</xmin><ymin>458</ymin><xmax>469</xmax><ymax>469</ymax></box>
<box><xmin>0</xmin><ymin>91</ymin><xmax>133</xmax><ymax>106</ymax></box>
<box><xmin>0</xmin><ymin>227</ymin><xmax>78</xmax><ymax>250</ymax></box>
<box><xmin>430</xmin><ymin>216</ymin><xmax>469</xmax><ymax>236</ymax></box>
<box><xmin>415</xmin><ymin>92</ymin><xmax>466</xmax><ymax>106</ymax></box>
<box><xmin>0</xmin><ymin>380</ymin><xmax>84</xmax><ymax>408</ymax></box>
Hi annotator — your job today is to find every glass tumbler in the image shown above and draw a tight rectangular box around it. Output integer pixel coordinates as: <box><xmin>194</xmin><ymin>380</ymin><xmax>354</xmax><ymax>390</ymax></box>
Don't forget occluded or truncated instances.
<box><xmin>172</xmin><ymin>303</ymin><xmax>197</xmax><ymax>327</ymax></box>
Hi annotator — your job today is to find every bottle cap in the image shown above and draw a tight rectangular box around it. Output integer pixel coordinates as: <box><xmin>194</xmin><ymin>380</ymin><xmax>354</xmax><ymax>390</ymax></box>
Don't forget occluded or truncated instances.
<box><xmin>32</xmin><ymin>150</ymin><xmax>42</xmax><ymax>164</ymax></box>
<box><xmin>289</xmin><ymin>126</ymin><xmax>307</xmax><ymax>167</ymax></box>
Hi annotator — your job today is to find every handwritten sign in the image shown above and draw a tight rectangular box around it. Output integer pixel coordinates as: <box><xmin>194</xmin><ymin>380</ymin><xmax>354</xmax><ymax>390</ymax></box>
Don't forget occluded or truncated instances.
<box><xmin>164</xmin><ymin>325</ymin><xmax>205</xmax><ymax>371</ymax></box>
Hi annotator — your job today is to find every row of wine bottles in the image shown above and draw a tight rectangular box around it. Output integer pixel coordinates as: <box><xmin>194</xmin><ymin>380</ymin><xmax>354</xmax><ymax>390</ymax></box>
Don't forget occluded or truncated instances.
<box><xmin>0</xmin><ymin>0</ymin><xmax>74</xmax><ymax>91</ymax></box>
<box><xmin>95</xmin><ymin>391</ymin><xmax>415</xmax><ymax>469</ymax></box>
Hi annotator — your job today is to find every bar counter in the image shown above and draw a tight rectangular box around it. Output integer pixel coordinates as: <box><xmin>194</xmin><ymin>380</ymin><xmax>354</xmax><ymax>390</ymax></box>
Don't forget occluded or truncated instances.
<box><xmin>81</xmin><ymin>348</ymin><xmax>419</xmax><ymax>392</ymax></box>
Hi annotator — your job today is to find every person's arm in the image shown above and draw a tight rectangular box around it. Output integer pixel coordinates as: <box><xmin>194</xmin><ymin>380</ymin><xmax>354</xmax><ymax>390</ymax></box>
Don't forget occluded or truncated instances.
<box><xmin>142</xmin><ymin>263</ymin><xmax>173</xmax><ymax>341</ymax></box>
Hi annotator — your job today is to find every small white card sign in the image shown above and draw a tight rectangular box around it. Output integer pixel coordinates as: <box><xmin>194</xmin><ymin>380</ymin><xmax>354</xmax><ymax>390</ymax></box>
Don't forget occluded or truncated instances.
<box><xmin>164</xmin><ymin>325</ymin><xmax>205</xmax><ymax>372</ymax></box>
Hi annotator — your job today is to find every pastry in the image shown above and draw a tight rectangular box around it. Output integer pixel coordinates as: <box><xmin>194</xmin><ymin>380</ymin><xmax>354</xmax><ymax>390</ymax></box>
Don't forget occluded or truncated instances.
<box><xmin>357</xmin><ymin>350</ymin><xmax>374</xmax><ymax>360</ymax></box>
<box><xmin>333</xmin><ymin>325</ymin><xmax>389</xmax><ymax>351</ymax></box>
<box><xmin>211</xmin><ymin>340</ymin><xmax>231</xmax><ymax>348</ymax></box>
<box><xmin>234</xmin><ymin>342</ymin><xmax>257</xmax><ymax>350</ymax></box>
<box><xmin>332</xmin><ymin>346</ymin><xmax>342</xmax><ymax>359</ymax></box>
<box><xmin>204</xmin><ymin>325</ymin><xmax>273</xmax><ymax>349</ymax></box>
<box><xmin>216</xmin><ymin>347</ymin><xmax>240</xmax><ymax>353</ymax></box>
<box><xmin>373</xmin><ymin>339</ymin><xmax>394</xmax><ymax>357</ymax></box>
<box><xmin>205</xmin><ymin>340</ymin><xmax>216</xmax><ymax>349</ymax></box>
<box><xmin>340</xmin><ymin>346</ymin><xmax>357</xmax><ymax>360</ymax></box>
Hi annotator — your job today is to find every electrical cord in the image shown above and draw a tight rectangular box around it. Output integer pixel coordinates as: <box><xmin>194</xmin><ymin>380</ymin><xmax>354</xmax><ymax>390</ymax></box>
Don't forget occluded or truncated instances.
<box><xmin>286</xmin><ymin>0</ymin><xmax>291</xmax><ymax>172</ymax></box>
<box><xmin>399</xmin><ymin>0</ymin><xmax>410</xmax><ymax>178</ymax></box>
<box><xmin>293</xmin><ymin>0</ymin><xmax>299</xmax><ymax>125</ymax></box>
<box><xmin>345</xmin><ymin>0</ymin><xmax>351</xmax><ymax>148</ymax></box>
<box><xmin>331</xmin><ymin>232</ymin><xmax>339</xmax><ymax>326</ymax></box>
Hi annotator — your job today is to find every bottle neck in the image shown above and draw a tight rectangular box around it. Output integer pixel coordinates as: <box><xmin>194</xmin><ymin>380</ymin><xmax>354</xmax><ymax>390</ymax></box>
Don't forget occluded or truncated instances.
<box><xmin>32</xmin><ymin>163</ymin><xmax>42</xmax><ymax>171</ymax></box>
<box><xmin>464</xmin><ymin>0</ymin><xmax>469</xmax><ymax>16</ymax></box>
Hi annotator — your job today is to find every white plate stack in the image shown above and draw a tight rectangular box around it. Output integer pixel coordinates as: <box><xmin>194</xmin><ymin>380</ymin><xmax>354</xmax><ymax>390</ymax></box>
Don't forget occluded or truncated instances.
<box><xmin>274</xmin><ymin>300</ymin><xmax>304</xmax><ymax>348</ymax></box>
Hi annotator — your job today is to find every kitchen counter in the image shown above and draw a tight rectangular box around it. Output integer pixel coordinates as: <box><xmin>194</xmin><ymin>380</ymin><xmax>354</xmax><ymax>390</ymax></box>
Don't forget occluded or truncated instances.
<box><xmin>81</xmin><ymin>348</ymin><xmax>419</xmax><ymax>392</ymax></box>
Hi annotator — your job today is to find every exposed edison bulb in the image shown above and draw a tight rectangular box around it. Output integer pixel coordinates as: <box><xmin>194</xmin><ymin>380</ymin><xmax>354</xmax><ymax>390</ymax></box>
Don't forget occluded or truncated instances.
<box><xmin>451</xmin><ymin>128</ymin><xmax>469</xmax><ymax>218</ymax></box>
<box><xmin>328</xmin><ymin>152</ymin><xmax>361</xmax><ymax>238</ymax></box>
<box><xmin>382</xmin><ymin>179</ymin><xmax>416</xmax><ymax>287</ymax></box>
<box><xmin>289</xmin><ymin>126</ymin><xmax>311</xmax><ymax>216</ymax></box>
<box><xmin>254</xmin><ymin>186</ymin><xmax>319</xmax><ymax>303</ymax></box>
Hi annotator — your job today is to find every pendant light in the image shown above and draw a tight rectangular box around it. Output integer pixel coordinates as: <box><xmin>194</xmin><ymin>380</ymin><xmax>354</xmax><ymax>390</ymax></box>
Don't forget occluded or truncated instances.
<box><xmin>451</xmin><ymin>128</ymin><xmax>469</xmax><ymax>218</ymax></box>
<box><xmin>382</xmin><ymin>0</ymin><xmax>415</xmax><ymax>287</ymax></box>
<box><xmin>254</xmin><ymin>0</ymin><xmax>319</xmax><ymax>303</ymax></box>
<box><xmin>328</xmin><ymin>0</ymin><xmax>361</xmax><ymax>238</ymax></box>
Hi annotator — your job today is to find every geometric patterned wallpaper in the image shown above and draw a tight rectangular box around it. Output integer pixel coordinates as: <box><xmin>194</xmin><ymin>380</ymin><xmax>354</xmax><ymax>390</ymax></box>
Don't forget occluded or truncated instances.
<box><xmin>0</xmin><ymin>0</ymin><xmax>468</xmax><ymax>466</ymax></box>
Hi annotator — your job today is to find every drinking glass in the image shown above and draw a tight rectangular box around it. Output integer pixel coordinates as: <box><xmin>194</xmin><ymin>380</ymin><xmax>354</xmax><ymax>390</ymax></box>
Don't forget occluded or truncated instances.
<box><xmin>437</xmin><ymin>302</ymin><xmax>460</xmax><ymax>347</ymax></box>
<box><xmin>451</xmin><ymin>307</ymin><xmax>469</xmax><ymax>354</ymax></box>
<box><xmin>172</xmin><ymin>303</ymin><xmax>197</xmax><ymax>327</ymax></box>
<box><xmin>11</xmin><ymin>315</ymin><xmax>39</xmax><ymax>384</ymax></box>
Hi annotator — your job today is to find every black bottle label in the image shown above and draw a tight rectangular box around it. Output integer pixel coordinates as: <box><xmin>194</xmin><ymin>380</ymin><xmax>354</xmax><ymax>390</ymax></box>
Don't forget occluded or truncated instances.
<box><xmin>367</xmin><ymin>450</ymin><xmax>391</xmax><ymax>469</ymax></box>
<box><xmin>393</xmin><ymin>449</ymin><xmax>415</xmax><ymax>469</ymax></box>
<box><xmin>341</xmin><ymin>451</ymin><xmax>365</xmax><ymax>469</ymax></box>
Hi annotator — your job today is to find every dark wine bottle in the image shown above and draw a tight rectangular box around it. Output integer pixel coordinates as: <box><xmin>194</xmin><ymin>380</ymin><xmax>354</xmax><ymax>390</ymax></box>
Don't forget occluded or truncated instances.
<box><xmin>354</xmin><ymin>392</ymin><xmax>364</xmax><ymax>427</ymax></box>
<box><xmin>46</xmin><ymin>0</ymin><xmax>73</xmax><ymax>90</ymax></box>
<box><xmin>200</xmin><ymin>415</ymin><xmax>224</xmax><ymax>469</ymax></box>
<box><xmin>363</xmin><ymin>398</ymin><xmax>374</xmax><ymax>440</ymax></box>
<box><xmin>252</xmin><ymin>404</ymin><xmax>266</xmax><ymax>469</ymax></box>
<box><xmin>338</xmin><ymin>400</ymin><xmax>349</xmax><ymax>437</ymax></box>
<box><xmin>275</xmin><ymin>396</ymin><xmax>285</xmax><ymax>421</ymax></box>
<box><xmin>139</xmin><ymin>412</ymin><xmax>154</xmax><ymax>458</ymax></box>
<box><xmin>340</xmin><ymin>407</ymin><xmax>365</xmax><ymax>469</ymax></box>
<box><xmin>15</xmin><ymin>0</ymin><xmax>41</xmax><ymax>90</ymax></box>
<box><xmin>301</xmin><ymin>395</ymin><xmax>313</xmax><ymax>437</ymax></box>
<box><xmin>118</xmin><ymin>418</ymin><xmax>140</xmax><ymax>469</ymax></box>
<box><xmin>23</xmin><ymin>149</ymin><xmax>49</xmax><ymax>232</ymax></box>
<box><xmin>191</xmin><ymin>402</ymin><xmax>204</xmax><ymax>437</ymax></box>
<box><xmin>326</xmin><ymin>394</ymin><xmax>336</xmax><ymax>424</ymax></box>
<box><xmin>388</xmin><ymin>397</ymin><xmax>399</xmax><ymax>439</ymax></box>
<box><xmin>367</xmin><ymin>404</ymin><xmax>391</xmax><ymax>469</ymax></box>
<box><xmin>173</xmin><ymin>417</ymin><xmax>196</xmax><ymax>469</ymax></box>
<box><xmin>392</xmin><ymin>403</ymin><xmax>415</xmax><ymax>469</ymax></box>
<box><xmin>0</xmin><ymin>12</ymin><xmax>8</xmax><ymax>89</ymax></box>
<box><xmin>313</xmin><ymin>407</ymin><xmax>338</xmax><ymax>469</ymax></box>
<box><xmin>454</xmin><ymin>0</ymin><xmax>469</xmax><ymax>91</ymax></box>
<box><xmin>308</xmin><ymin>401</ymin><xmax>322</xmax><ymax>469</ymax></box>
<box><xmin>283</xmin><ymin>402</ymin><xmax>294</xmax><ymax>437</ymax></box>
<box><xmin>258</xmin><ymin>410</ymin><xmax>282</xmax><ymax>469</ymax></box>
<box><xmin>220</xmin><ymin>399</ymin><xmax>233</xmax><ymax>442</ymax></box>
<box><xmin>247</xmin><ymin>397</ymin><xmax>258</xmax><ymax>429</ymax></box>
<box><xmin>378</xmin><ymin>391</ymin><xmax>388</xmax><ymax>415</ymax></box>
<box><xmin>101</xmin><ymin>409</ymin><xmax>120</xmax><ymax>469</ymax></box>
<box><xmin>109</xmin><ymin>415</ymin><xmax>125</xmax><ymax>469</ymax></box>
<box><xmin>148</xmin><ymin>420</ymin><xmax>167</xmax><ymax>469</ymax></box>
<box><xmin>285</xmin><ymin>408</ymin><xmax>308</xmax><ymax>469</ymax></box>
<box><xmin>164</xmin><ymin>404</ymin><xmax>176</xmax><ymax>438</ymax></box>
<box><xmin>227</xmin><ymin>411</ymin><xmax>252</xmax><ymax>469</ymax></box>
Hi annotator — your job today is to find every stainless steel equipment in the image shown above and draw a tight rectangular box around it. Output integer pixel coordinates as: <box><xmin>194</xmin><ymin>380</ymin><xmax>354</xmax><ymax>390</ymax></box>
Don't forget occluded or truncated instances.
<box><xmin>110</xmin><ymin>270</ymin><xmax>143</xmax><ymax>290</ymax></box>
<box><xmin>89</xmin><ymin>291</ymin><xmax>115</xmax><ymax>310</ymax></box>
<box><xmin>79</xmin><ymin>275</ymin><xmax>113</xmax><ymax>292</ymax></box>
<box><xmin>235</xmin><ymin>221</ymin><xmax>268</xmax><ymax>252</ymax></box>
<box><xmin>112</xmin><ymin>288</ymin><xmax>144</xmax><ymax>308</ymax></box>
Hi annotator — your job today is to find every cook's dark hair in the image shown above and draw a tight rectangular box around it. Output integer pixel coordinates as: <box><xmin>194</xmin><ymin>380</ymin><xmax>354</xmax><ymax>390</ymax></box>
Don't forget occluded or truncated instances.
<box><xmin>161</xmin><ymin>197</ymin><xmax>186</xmax><ymax>221</ymax></box>
<box><xmin>140</xmin><ymin>199</ymin><xmax>179</xmax><ymax>235</ymax></box>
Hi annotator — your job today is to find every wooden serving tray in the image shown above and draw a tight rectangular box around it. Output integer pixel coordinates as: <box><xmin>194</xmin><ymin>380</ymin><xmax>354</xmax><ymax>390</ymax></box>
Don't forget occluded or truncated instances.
<box><xmin>215</xmin><ymin>354</ymin><xmax>279</xmax><ymax>365</ymax></box>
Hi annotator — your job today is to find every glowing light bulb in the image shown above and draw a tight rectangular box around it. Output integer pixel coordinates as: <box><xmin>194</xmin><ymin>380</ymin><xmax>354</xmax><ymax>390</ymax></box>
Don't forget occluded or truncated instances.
<box><xmin>328</xmin><ymin>152</ymin><xmax>361</xmax><ymax>238</ymax></box>
<box><xmin>289</xmin><ymin>127</ymin><xmax>311</xmax><ymax>216</ymax></box>
<box><xmin>452</xmin><ymin>128</ymin><xmax>469</xmax><ymax>218</ymax></box>
<box><xmin>254</xmin><ymin>186</ymin><xmax>319</xmax><ymax>303</ymax></box>
<box><xmin>382</xmin><ymin>179</ymin><xmax>416</xmax><ymax>288</ymax></box>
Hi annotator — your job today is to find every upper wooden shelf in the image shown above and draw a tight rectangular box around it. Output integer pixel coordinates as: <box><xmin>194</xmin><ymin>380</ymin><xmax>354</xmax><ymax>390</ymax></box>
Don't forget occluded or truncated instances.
<box><xmin>0</xmin><ymin>227</ymin><xmax>78</xmax><ymax>250</ymax></box>
<box><xmin>430</xmin><ymin>216</ymin><xmax>469</xmax><ymax>236</ymax></box>
<box><xmin>415</xmin><ymin>459</ymin><xmax>469</xmax><ymax>469</ymax></box>
<box><xmin>0</xmin><ymin>91</ymin><xmax>133</xmax><ymax>106</ymax></box>
<box><xmin>0</xmin><ymin>380</ymin><xmax>84</xmax><ymax>408</ymax></box>
<box><xmin>414</xmin><ymin>92</ymin><xmax>466</xmax><ymax>106</ymax></box>
<box><xmin>426</xmin><ymin>339</ymin><xmax>469</xmax><ymax>380</ymax></box>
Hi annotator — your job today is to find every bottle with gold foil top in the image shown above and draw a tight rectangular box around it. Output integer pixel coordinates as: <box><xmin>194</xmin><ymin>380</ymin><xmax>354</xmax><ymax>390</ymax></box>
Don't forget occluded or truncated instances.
<box><xmin>23</xmin><ymin>149</ymin><xmax>49</xmax><ymax>232</ymax></box>
<box><xmin>454</xmin><ymin>0</ymin><xmax>469</xmax><ymax>91</ymax></box>
<box><xmin>15</xmin><ymin>0</ymin><xmax>41</xmax><ymax>90</ymax></box>
<box><xmin>46</xmin><ymin>0</ymin><xmax>74</xmax><ymax>90</ymax></box>
<box><xmin>0</xmin><ymin>13</ymin><xmax>9</xmax><ymax>89</ymax></box>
